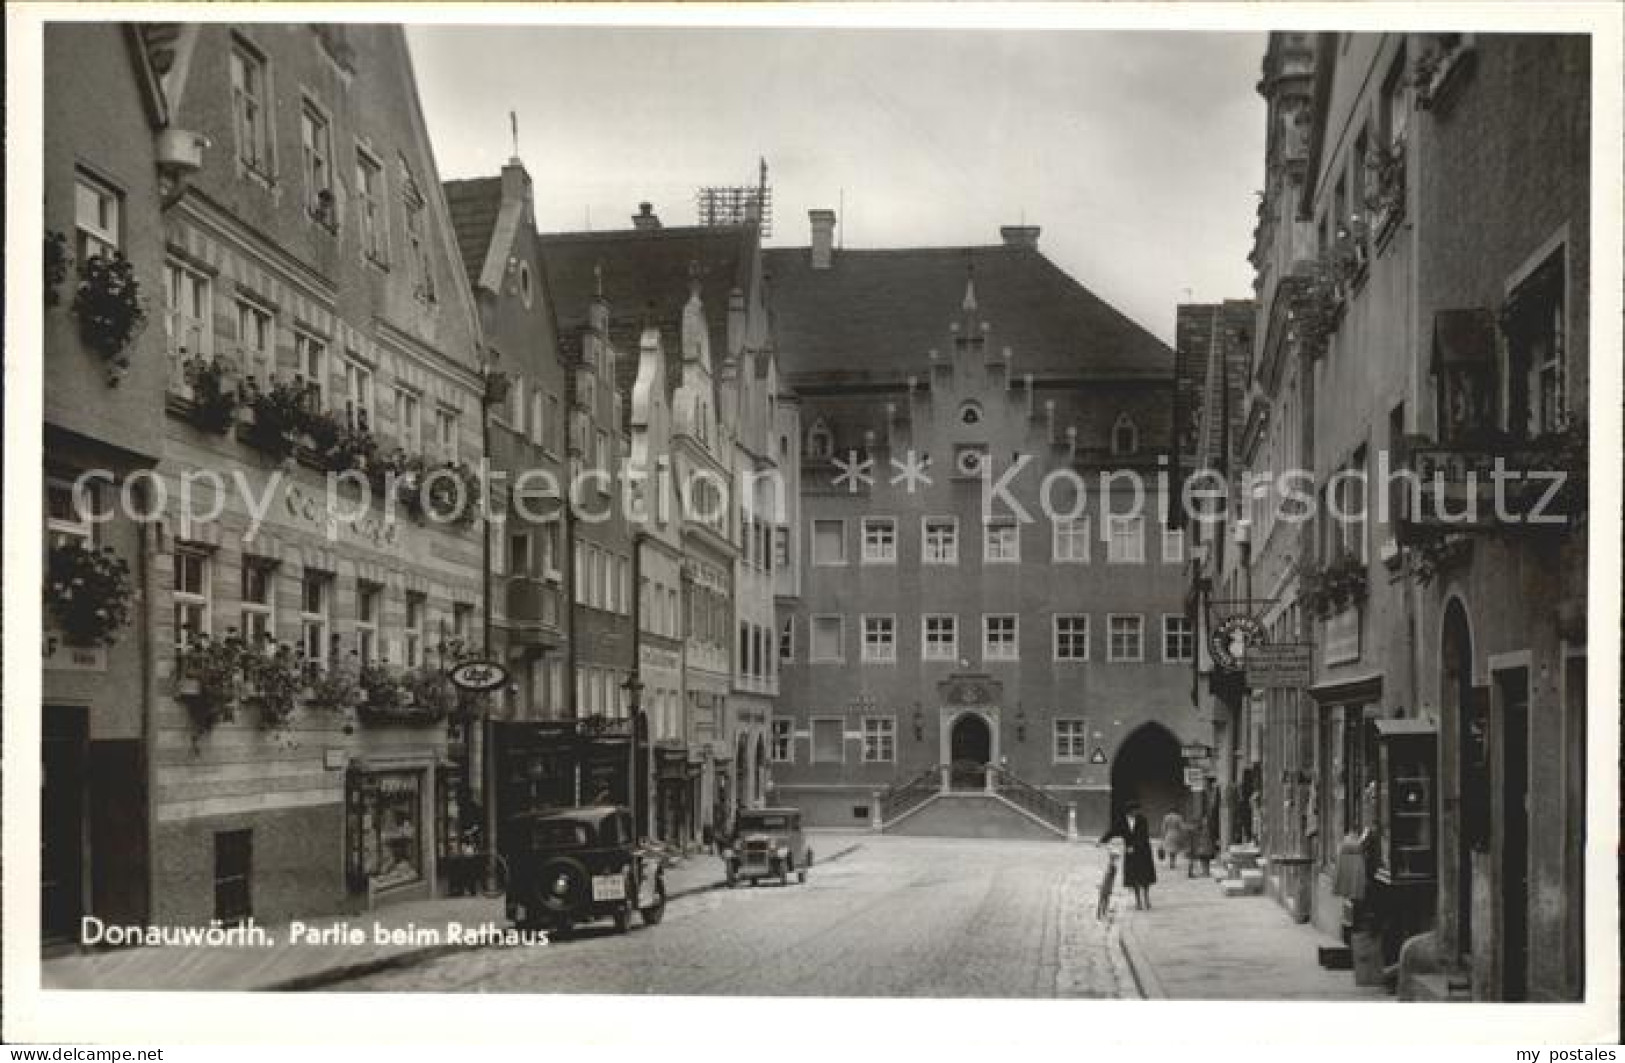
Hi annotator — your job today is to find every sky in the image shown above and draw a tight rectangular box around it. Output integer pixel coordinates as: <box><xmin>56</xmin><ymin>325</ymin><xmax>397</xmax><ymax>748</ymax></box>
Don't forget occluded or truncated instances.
<box><xmin>407</xmin><ymin>25</ymin><xmax>1266</xmax><ymax>345</ymax></box>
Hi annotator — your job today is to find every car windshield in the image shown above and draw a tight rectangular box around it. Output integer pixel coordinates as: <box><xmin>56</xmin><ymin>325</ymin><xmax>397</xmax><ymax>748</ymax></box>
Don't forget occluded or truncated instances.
<box><xmin>740</xmin><ymin>815</ymin><xmax>790</xmax><ymax>831</ymax></box>
<box><xmin>532</xmin><ymin>820</ymin><xmax>591</xmax><ymax>848</ymax></box>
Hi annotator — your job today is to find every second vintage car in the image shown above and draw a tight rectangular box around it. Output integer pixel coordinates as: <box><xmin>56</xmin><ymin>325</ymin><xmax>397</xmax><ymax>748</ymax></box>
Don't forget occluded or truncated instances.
<box><xmin>504</xmin><ymin>806</ymin><xmax>668</xmax><ymax>934</ymax></box>
<box><xmin>723</xmin><ymin>807</ymin><xmax>813</xmax><ymax>887</ymax></box>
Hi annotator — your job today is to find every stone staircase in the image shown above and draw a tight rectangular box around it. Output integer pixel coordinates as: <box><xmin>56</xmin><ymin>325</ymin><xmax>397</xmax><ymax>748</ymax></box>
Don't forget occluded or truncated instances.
<box><xmin>876</xmin><ymin>763</ymin><xmax>1075</xmax><ymax>841</ymax></box>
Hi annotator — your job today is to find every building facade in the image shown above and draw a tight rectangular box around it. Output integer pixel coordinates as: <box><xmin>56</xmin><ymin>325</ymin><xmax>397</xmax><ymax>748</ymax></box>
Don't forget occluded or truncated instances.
<box><xmin>124</xmin><ymin>24</ymin><xmax>485</xmax><ymax>925</ymax></box>
<box><xmin>767</xmin><ymin>216</ymin><xmax>1193</xmax><ymax>835</ymax></box>
<box><xmin>41</xmin><ymin>22</ymin><xmax>172</xmax><ymax>945</ymax></box>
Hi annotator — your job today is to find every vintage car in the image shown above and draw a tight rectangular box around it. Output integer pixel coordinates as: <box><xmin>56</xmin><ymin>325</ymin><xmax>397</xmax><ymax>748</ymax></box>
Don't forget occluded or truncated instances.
<box><xmin>724</xmin><ymin>807</ymin><xmax>812</xmax><ymax>887</ymax></box>
<box><xmin>504</xmin><ymin>806</ymin><xmax>668</xmax><ymax>934</ymax></box>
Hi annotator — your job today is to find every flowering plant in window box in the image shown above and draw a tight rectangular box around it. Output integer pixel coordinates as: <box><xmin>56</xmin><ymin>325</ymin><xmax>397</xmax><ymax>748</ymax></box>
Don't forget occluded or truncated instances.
<box><xmin>1363</xmin><ymin>142</ymin><xmax>1407</xmax><ymax>239</ymax></box>
<box><xmin>45</xmin><ymin>231</ymin><xmax>70</xmax><ymax>307</ymax></box>
<box><xmin>242</xmin><ymin>377</ymin><xmax>313</xmax><ymax>463</ymax></box>
<box><xmin>181</xmin><ymin>353</ymin><xmax>242</xmax><ymax>434</ymax></box>
<box><xmin>176</xmin><ymin>629</ymin><xmax>253</xmax><ymax>733</ymax></box>
<box><xmin>322</xmin><ymin>419</ymin><xmax>380</xmax><ymax>474</ymax></box>
<box><xmin>404</xmin><ymin>664</ymin><xmax>458</xmax><ymax>721</ymax></box>
<box><xmin>308</xmin><ymin>651</ymin><xmax>362</xmax><ymax>715</ymax></box>
<box><xmin>72</xmin><ymin>252</ymin><xmax>148</xmax><ymax>385</ymax></box>
<box><xmin>368</xmin><ymin>449</ymin><xmax>430</xmax><ymax>516</ymax></box>
<box><xmin>1302</xmin><ymin>551</ymin><xmax>1370</xmax><ymax>618</ymax></box>
<box><xmin>44</xmin><ymin>541</ymin><xmax>134</xmax><ymax>647</ymax></box>
<box><xmin>242</xmin><ymin>636</ymin><xmax>308</xmax><ymax>732</ymax></box>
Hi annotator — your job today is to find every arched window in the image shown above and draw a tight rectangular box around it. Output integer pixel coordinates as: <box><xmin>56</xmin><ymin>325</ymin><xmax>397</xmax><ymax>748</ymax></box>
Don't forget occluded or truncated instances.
<box><xmin>1111</xmin><ymin>413</ymin><xmax>1138</xmax><ymax>456</ymax></box>
<box><xmin>807</xmin><ymin>419</ymin><xmax>833</xmax><ymax>460</ymax></box>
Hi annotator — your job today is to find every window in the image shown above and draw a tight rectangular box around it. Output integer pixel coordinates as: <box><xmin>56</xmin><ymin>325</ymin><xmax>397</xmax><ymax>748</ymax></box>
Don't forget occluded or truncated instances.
<box><xmin>541</xmin><ymin>523</ymin><xmax>561</xmax><ymax>579</ymax></box>
<box><xmin>811</xmin><ymin>519</ymin><xmax>846</xmax><ymax>565</ymax></box>
<box><xmin>922</xmin><ymin>517</ymin><xmax>958</xmax><ymax>564</ymax></box>
<box><xmin>779</xmin><ymin>617</ymin><xmax>794</xmax><ymax>662</ymax></box>
<box><xmin>1054</xmin><ymin>614</ymin><xmax>1089</xmax><ymax>661</ymax></box>
<box><xmin>46</xmin><ymin>480</ymin><xmax>96</xmax><ymax>550</ymax></box>
<box><xmin>165</xmin><ymin>261</ymin><xmax>213</xmax><ymax>361</ymax></box>
<box><xmin>1054</xmin><ymin>720</ymin><xmax>1089</xmax><ymax>763</ymax></box>
<box><xmin>922</xmin><ymin>614</ymin><xmax>958</xmax><ymax>662</ymax></box>
<box><xmin>1162</xmin><ymin>528</ymin><xmax>1185</xmax><ymax>564</ymax></box>
<box><xmin>394</xmin><ymin>387</ymin><xmax>421</xmax><ymax>452</ymax></box>
<box><xmin>235</xmin><ymin>300</ymin><xmax>274</xmax><ymax>377</ymax></box>
<box><xmin>300</xmin><ymin>570</ymin><xmax>331</xmax><ymax>670</ymax></box>
<box><xmin>356</xmin><ymin>149</ymin><xmax>387</xmax><ymax>265</ymax></box>
<box><xmin>435</xmin><ymin>408</ymin><xmax>460</xmax><ymax>462</ymax></box>
<box><xmin>1330</xmin><ymin>449</ymin><xmax>1368</xmax><ymax>564</ymax></box>
<box><xmin>983</xmin><ymin>614</ymin><xmax>1018</xmax><ymax>662</ymax></box>
<box><xmin>404</xmin><ymin>193</ymin><xmax>435</xmax><ymax>301</ymax></box>
<box><xmin>811</xmin><ymin>718</ymin><xmax>844</xmax><ymax>764</ymax></box>
<box><xmin>173</xmin><ymin>548</ymin><xmax>211</xmax><ymax>650</ymax></box>
<box><xmin>241</xmin><ymin>560</ymin><xmax>275</xmax><ymax>646</ymax></box>
<box><xmin>1108</xmin><ymin>614</ymin><xmax>1144</xmax><ymax>662</ymax></box>
<box><xmin>1111</xmin><ymin>414</ymin><xmax>1138</xmax><ymax>456</ymax></box>
<box><xmin>508</xmin><ymin>532</ymin><xmax>532</xmax><ymax>577</ymax></box>
<box><xmin>1053</xmin><ymin>517</ymin><xmax>1090</xmax><ymax>562</ymax></box>
<box><xmin>862</xmin><ymin>718</ymin><xmax>896</xmax><ymax>763</ymax></box>
<box><xmin>530</xmin><ymin>389</ymin><xmax>547</xmax><ymax>447</ymax></box>
<box><xmin>300</xmin><ymin>103</ymin><xmax>333</xmax><ymax>220</ymax></box>
<box><xmin>861</xmin><ymin>615</ymin><xmax>896</xmax><ymax>663</ymax></box>
<box><xmin>1163</xmin><ymin>615</ymin><xmax>1195</xmax><ymax>663</ymax></box>
<box><xmin>984</xmin><ymin>521</ymin><xmax>1020</xmax><ymax>563</ymax></box>
<box><xmin>1504</xmin><ymin>249</ymin><xmax>1568</xmax><ymax>437</ymax></box>
<box><xmin>810</xmin><ymin>615</ymin><xmax>844</xmax><ymax>662</ymax></box>
<box><xmin>230</xmin><ymin>40</ymin><xmax>271</xmax><ymax>174</ymax></box>
<box><xmin>356</xmin><ymin>581</ymin><xmax>381</xmax><ymax>665</ymax></box>
<box><xmin>1383</xmin><ymin>51</ymin><xmax>1409</xmax><ymax>147</ymax></box>
<box><xmin>773</xmin><ymin>527</ymin><xmax>790</xmax><ymax>570</ymax></box>
<box><xmin>404</xmin><ymin>593</ymin><xmax>425</xmax><ymax>668</ymax></box>
<box><xmin>861</xmin><ymin>518</ymin><xmax>896</xmax><ymax>563</ymax></box>
<box><xmin>770</xmin><ymin>719</ymin><xmax>794</xmax><ymax>763</ymax></box>
<box><xmin>295</xmin><ymin>331</ymin><xmax>327</xmax><ymax>406</ymax></box>
<box><xmin>1107</xmin><ymin>516</ymin><xmax>1144</xmax><ymax>563</ymax></box>
<box><xmin>74</xmin><ymin>171</ymin><xmax>120</xmax><ymax>261</ymax></box>
<box><xmin>344</xmin><ymin>358</ymin><xmax>374</xmax><ymax>430</ymax></box>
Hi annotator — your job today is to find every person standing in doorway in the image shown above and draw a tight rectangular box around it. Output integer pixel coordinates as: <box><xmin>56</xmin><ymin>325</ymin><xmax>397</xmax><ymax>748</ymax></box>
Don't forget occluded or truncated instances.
<box><xmin>1101</xmin><ymin>801</ymin><xmax>1157</xmax><ymax>909</ymax></box>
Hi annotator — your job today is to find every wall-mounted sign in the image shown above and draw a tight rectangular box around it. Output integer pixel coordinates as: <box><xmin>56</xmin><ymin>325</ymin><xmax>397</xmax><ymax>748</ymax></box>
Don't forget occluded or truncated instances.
<box><xmin>1209</xmin><ymin>614</ymin><xmax>1267</xmax><ymax>672</ymax></box>
<box><xmin>1089</xmin><ymin>746</ymin><xmax>1108</xmax><ymax>765</ymax></box>
<box><xmin>1180</xmin><ymin>743</ymin><xmax>1214</xmax><ymax>760</ymax></box>
<box><xmin>449</xmin><ymin>659</ymin><xmax>509</xmax><ymax>692</ymax></box>
<box><xmin>1323</xmin><ymin>609</ymin><xmax>1361</xmax><ymax>667</ymax></box>
<box><xmin>43</xmin><ymin>632</ymin><xmax>107</xmax><ymax>672</ymax></box>
<box><xmin>1245</xmin><ymin>643</ymin><xmax>1314</xmax><ymax>688</ymax></box>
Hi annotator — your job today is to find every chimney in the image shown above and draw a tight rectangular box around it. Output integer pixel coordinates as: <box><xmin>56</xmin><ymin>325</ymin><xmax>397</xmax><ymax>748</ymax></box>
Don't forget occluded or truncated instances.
<box><xmin>500</xmin><ymin>158</ymin><xmax>533</xmax><ymax>216</ymax></box>
<box><xmin>809</xmin><ymin>209</ymin><xmax>837</xmax><ymax>269</ymax></box>
<box><xmin>632</xmin><ymin>202</ymin><xmax>661</xmax><ymax>230</ymax></box>
<box><xmin>1000</xmin><ymin>225</ymin><xmax>1041</xmax><ymax>250</ymax></box>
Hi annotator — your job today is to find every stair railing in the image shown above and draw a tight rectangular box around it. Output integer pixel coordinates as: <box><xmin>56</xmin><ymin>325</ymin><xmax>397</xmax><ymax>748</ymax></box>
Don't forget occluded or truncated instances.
<box><xmin>988</xmin><ymin>765</ymin><xmax>1071</xmax><ymax>835</ymax></box>
<box><xmin>879</xmin><ymin>764</ymin><xmax>944</xmax><ymax>822</ymax></box>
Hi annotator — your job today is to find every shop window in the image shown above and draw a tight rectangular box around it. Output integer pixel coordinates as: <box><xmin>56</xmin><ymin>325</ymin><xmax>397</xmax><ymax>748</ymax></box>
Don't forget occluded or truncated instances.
<box><xmin>353</xmin><ymin>771</ymin><xmax>424</xmax><ymax>892</ymax></box>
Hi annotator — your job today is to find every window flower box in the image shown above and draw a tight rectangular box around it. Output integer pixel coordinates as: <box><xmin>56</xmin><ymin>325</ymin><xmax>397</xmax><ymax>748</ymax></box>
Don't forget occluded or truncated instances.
<box><xmin>71</xmin><ymin>252</ymin><xmax>148</xmax><ymax>385</ymax></box>
<box><xmin>45</xmin><ymin>541</ymin><xmax>134</xmax><ymax>647</ymax></box>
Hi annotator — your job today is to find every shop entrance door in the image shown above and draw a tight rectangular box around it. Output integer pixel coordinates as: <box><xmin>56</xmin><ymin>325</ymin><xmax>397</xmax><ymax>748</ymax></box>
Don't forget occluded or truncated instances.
<box><xmin>42</xmin><ymin>708</ymin><xmax>87</xmax><ymax>944</ymax></box>
<box><xmin>1497</xmin><ymin>668</ymin><xmax>1530</xmax><ymax>1001</ymax></box>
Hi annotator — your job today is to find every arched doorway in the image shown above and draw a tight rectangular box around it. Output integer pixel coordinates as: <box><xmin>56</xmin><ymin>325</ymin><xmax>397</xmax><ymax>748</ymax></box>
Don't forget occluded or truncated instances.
<box><xmin>1440</xmin><ymin>597</ymin><xmax>1477</xmax><ymax>960</ymax></box>
<box><xmin>1110</xmin><ymin>723</ymin><xmax>1186</xmax><ymax>823</ymax></box>
<box><xmin>948</xmin><ymin>713</ymin><xmax>992</xmax><ymax>789</ymax></box>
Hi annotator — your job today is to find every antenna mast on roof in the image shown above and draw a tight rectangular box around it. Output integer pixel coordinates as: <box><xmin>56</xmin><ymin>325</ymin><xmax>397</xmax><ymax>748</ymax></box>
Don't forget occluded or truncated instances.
<box><xmin>510</xmin><ymin>110</ymin><xmax>519</xmax><ymax>159</ymax></box>
<box><xmin>695</xmin><ymin>159</ymin><xmax>773</xmax><ymax>236</ymax></box>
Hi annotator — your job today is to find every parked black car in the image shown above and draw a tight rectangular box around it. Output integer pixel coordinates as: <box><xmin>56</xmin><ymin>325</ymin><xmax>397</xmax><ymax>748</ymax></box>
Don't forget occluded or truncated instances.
<box><xmin>504</xmin><ymin>806</ymin><xmax>668</xmax><ymax>934</ymax></box>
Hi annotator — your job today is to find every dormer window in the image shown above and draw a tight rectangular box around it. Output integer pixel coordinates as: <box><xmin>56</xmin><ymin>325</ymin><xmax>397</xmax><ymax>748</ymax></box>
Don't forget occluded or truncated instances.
<box><xmin>1111</xmin><ymin>414</ymin><xmax>1138</xmax><ymax>457</ymax></box>
<box><xmin>807</xmin><ymin>419</ymin><xmax>833</xmax><ymax>460</ymax></box>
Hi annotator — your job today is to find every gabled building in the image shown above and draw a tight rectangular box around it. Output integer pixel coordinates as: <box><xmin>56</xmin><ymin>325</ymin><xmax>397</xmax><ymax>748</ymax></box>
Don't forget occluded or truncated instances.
<box><xmin>132</xmin><ymin>23</ymin><xmax>484</xmax><ymax>924</ymax></box>
<box><xmin>765</xmin><ymin>216</ymin><xmax>1191</xmax><ymax>836</ymax></box>
<box><xmin>443</xmin><ymin>159</ymin><xmax>571</xmax><ymax>824</ymax></box>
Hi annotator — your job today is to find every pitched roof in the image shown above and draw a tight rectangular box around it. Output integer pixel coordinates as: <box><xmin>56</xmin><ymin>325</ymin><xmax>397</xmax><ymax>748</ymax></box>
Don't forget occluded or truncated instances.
<box><xmin>762</xmin><ymin>244</ymin><xmax>1173</xmax><ymax>387</ymax></box>
<box><xmin>441</xmin><ymin>176</ymin><xmax>504</xmax><ymax>285</ymax></box>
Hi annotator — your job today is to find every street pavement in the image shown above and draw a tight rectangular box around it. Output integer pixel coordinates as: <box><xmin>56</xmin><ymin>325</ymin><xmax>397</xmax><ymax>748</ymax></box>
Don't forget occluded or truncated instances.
<box><xmin>336</xmin><ymin>835</ymin><xmax>1135</xmax><ymax>997</ymax></box>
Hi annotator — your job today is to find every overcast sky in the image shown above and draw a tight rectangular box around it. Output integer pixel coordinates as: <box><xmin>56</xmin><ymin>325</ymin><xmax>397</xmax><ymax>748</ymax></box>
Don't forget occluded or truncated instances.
<box><xmin>408</xmin><ymin>26</ymin><xmax>1266</xmax><ymax>345</ymax></box>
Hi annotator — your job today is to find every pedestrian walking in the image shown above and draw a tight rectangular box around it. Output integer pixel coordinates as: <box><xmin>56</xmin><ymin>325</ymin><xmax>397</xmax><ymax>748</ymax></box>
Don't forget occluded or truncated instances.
<box><xmin>1100</xmin><ymin>801</ymin><xmax>1157</xmax><ymax>909</ymax></box>
<box><xmin>1159</xmin><ymin>809</ymin><xmax>1188</xmax><ymax>870</ymax></box>
<box><xmin>1189</xmin><ymin>803</ymin><xmax>1216</xmax><ymax>877</ymax></box>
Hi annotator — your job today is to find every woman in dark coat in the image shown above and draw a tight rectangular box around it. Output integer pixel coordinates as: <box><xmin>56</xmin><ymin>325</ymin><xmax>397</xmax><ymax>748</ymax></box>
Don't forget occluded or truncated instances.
<box><xmin>1100</xmin><ymin>802</ymin><xmax>1158</xmax><ymax>909</ymax></box>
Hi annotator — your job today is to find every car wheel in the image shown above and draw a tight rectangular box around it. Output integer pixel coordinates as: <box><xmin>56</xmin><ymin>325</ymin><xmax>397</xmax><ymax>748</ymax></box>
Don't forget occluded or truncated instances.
<box><xmin>640</xmin><ymin>877</ymin><xmax>667</xmax><ymax>926</ymax></box>
<box><xmin>613</xmin><ymin>903</ymin><xmax>632</xmax><ymax>934</ymax></box>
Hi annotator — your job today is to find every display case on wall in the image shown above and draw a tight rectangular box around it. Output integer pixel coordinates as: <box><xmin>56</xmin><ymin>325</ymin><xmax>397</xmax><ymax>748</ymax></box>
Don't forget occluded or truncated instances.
<box><xmin>1373</xmin><ymin>718</ymin><xmax>1437</xmax><ymax>884</ymax></box>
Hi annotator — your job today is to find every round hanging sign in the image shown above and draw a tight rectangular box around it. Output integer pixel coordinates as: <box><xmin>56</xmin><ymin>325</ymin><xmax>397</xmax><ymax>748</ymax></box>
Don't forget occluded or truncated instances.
<box><xmin>1209</xmin><ymin>614</ymin><xmax>1267</xmax><ymax>672</ymax></box>
<box><xmin>448</xmin><ymin>659</ymin><xmax>510</xmax><ymax>692</ymax></box>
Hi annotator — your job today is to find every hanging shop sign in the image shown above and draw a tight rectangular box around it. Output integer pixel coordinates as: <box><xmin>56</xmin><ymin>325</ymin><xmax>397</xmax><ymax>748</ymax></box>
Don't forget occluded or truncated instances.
<box><xmin>449</xmin><ymin>659</ymin><xmax>509</xmax><ymax>693</ymax></box>
<box><xmin>1245</xmin><ymin>643</ymin><xmax>1315</xmax><ymax>688</ymax></box>
<box><xmin>1208</xmin><ymin>613</ymin><xmax>1268</xmax><ymax>672</ymax></box>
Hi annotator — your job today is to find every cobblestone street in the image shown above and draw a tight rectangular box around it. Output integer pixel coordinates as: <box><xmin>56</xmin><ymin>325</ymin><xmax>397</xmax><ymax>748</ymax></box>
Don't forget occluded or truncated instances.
<box><xmin>337</xmin><ymin>837</ymin><xmax>1135</xmax><ymax>998</ymax></box>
